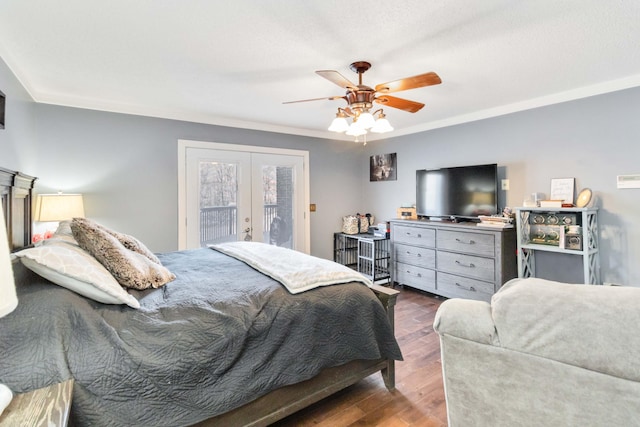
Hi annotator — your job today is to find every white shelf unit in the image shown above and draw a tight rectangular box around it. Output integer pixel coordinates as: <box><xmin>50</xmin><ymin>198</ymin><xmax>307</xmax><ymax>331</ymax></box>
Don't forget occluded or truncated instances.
<box><xmin>515</xmin><ymin>207</ymin><xmax>600</xmax><ymax>284</ymax></box>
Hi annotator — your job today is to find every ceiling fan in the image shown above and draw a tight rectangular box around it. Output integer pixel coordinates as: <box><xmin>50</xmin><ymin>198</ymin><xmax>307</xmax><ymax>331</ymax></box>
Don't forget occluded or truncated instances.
<box><xmin>284</xmin><ymin>61</ymin><xmax>441</xmax><ymax>137</ymax></box>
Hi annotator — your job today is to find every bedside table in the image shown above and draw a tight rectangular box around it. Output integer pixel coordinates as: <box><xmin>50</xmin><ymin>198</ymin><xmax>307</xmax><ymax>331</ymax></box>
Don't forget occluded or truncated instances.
<box><xmin>0</xmin><ymin>379</ymin><xmax>73</xmax><ymax>426</ymax></box>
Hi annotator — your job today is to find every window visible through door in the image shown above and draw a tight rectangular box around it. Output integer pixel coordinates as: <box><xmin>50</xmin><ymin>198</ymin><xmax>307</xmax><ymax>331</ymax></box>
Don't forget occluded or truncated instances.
<box><xmin>178</xmin><ymin>140</ymin><xmax>310</xmax><ymax>253</ymax></box>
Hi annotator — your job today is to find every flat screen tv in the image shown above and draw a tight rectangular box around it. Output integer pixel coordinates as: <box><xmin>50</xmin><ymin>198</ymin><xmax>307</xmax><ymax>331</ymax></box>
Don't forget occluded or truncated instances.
<box><xmin>416</xmin><ymin>163</ymin><xmax>498</xmax><ymax>221</ymax></box>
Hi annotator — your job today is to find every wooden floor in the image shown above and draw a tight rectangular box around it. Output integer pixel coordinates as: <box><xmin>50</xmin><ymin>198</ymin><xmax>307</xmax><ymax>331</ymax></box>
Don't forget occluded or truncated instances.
<box><xmin>272</xmin><ymin>287</ymin><xmax>448</xmax><ymax>427</ymax></box>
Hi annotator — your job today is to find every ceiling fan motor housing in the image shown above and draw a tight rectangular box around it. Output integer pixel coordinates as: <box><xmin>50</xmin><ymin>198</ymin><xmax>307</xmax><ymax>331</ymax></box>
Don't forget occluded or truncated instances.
<box><xmin>346</xmin><ymin>88</ymin><xmax>375</xmax><ymax>112</ymax></box>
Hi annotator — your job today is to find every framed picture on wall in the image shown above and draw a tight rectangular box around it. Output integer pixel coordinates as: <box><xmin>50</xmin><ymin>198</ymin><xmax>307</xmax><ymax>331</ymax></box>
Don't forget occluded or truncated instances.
<box><xmin>370</xmin><ymin>153</ymin><xmax>397</xmax><ymax>182</ymax></box>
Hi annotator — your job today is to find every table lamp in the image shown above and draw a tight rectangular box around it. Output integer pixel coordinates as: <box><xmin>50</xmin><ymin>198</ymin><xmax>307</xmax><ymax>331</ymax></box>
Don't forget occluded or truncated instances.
<box><xmin>33</xmin><ymin>193</ymin><xmax>85</xmax><ymax>242</ymax></box>
<box><xmin>0</xmin><ymin>207</ymin><xmax>17</xmax><ymax>415</ymax></box>
<box><xmin>34</xmin><ymin>193</ymin><xmax>85</xmax><ymax>222</ymax></box>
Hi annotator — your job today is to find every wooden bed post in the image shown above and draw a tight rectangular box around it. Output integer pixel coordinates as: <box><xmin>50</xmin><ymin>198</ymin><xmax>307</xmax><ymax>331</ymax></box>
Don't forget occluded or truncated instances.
<box><xmin>369</xmin><ymin>284</ymin><xmax>399</xmax><ymax>391</ymax></box>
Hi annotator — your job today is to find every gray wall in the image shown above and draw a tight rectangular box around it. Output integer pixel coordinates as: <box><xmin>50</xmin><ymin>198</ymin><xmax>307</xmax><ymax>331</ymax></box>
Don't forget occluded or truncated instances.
<box><xmin>363</xmin><ymin>87</ymin><xmax>640</xmax><ymax>285</ymax></box>
<box><xmin>0</xmin><ymin>58</ymin><xmax>363</xmax><ymax>260</ymax></box>
<box><xmin>4</xmin><ymin>53</ymin><xmax>640</xmax><ymax>284</ymax></box>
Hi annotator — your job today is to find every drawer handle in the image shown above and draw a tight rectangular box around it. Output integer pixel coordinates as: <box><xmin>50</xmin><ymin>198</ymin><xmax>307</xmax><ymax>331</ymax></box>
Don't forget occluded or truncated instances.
<box><xmin>405</xmin><ymin>270</ymin><xmax>422</xmax><ymax>278</ymax></box>
<box><xmin>455</xmin><ymin>238</ymin><xmax>475</xmax><ymax>245</ymax></box>
<box><xmin>455</xmin><ymin>282</ymin><xmax>476</xmax><ymax>292</ymax></box>
<box><xmin>455</xmin><ymin>260</ymin><xmax>475</xmax><ymax>268</ymax></box>
<box><xmin>406</xmin><ymin>251</ymin><xmax>421</xmax><ymax>257</ymax></box>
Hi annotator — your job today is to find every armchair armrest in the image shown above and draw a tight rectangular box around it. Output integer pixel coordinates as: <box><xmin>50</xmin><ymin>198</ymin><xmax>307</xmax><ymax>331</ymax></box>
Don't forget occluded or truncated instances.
<box><xmin>433</xmin><ymin>298</ymin><xmax>498</xmax><ymax>345</ymax></box>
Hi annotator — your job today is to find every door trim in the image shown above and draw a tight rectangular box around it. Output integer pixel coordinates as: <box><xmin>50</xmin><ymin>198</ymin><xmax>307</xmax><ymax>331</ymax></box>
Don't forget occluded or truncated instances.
<box><xmin>178</xmin><ymin>139</ymin><xmax>310</xmax><ymax>253</ymax></box>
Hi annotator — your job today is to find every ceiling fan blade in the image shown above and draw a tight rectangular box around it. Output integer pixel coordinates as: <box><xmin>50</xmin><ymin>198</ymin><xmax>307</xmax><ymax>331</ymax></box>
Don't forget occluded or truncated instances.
<box><xmin>283</xmin><ymin>95</ymin><xmax>346</xmax><ymax>104</ymax></box>
<box><xmin>375</xmin><ymin>72</ymin><xmax>441</xmax><ymax>94</ymax></box>
<box><xmin>315</xmin><ymin>70</ymin><xmax>358</xmax><ymax>90</ymax></box>
<box><xmin>374</xmin><ymin>95</ymin><xmax>425</xmax><ymax>113</ymax></box>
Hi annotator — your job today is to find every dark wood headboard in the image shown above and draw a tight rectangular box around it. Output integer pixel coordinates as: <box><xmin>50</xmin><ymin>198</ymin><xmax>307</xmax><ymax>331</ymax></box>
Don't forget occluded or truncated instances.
<box><xmin>0</xmin><ymin>167</ymin><xmax>37</xmax><ymax>251</ymax></box>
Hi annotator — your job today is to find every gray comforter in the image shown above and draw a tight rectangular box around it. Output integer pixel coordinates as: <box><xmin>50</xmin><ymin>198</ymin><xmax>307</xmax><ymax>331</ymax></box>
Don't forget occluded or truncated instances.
<box><xmin>0</xmin><ymin>248</ymin><xmax>401</xmax><ymax>426</ymax></box>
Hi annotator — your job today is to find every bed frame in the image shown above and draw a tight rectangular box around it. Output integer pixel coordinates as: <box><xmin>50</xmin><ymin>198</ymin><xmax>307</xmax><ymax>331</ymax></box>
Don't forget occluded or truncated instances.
<box><xmin>194</xmin><ymin>284</ymin><xmax>398</xmax><ymax>427</ymax></box>
<box><xmin>1</xmin><ymin>167</ymin><xmax>36</xmax><ymax>251</ymax></box>
<box><xmin>1</xmin><ymin>167</ymin><xmax>399</xmax><ymax>427</ymax></box>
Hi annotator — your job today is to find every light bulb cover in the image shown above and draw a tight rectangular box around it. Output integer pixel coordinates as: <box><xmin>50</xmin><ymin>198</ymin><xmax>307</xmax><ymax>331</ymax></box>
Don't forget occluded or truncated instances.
<box><xmin>328</xmin><ymin>116</ymin><xmax>349</xmax><ymax>132</ymax></box>
<box><xmin>346</xmin><ymin>122</ymin><xmax>367</xmax><ymax>136</ymax></box>
<box><xmin>357</xmin><ymin>112</ymin><xmax>375</xmax><ymax>129</ymax></box>
<box><xmin>370</xmin><ymin>117</ymin><xmax>394</xmax><ymax>133</ymax></box>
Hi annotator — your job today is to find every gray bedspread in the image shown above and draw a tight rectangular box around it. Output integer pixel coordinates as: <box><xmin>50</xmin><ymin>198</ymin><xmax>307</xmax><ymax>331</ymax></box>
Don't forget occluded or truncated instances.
<box><xmin>0</xmin><ymin>248</ymin><xmax>401</xmax><ymax>426</ymax></box>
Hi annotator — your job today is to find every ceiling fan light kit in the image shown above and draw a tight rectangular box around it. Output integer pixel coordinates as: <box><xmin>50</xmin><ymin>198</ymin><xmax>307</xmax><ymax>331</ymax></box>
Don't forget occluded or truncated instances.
<box><xmin>332</xmin><ymin>108</ymin><xmax>393</xmax><ymax>135</ymax></box>
<box><xmin>285</xmin><ymin>61</ymin><xmax>441</xmax><ymax>142</ymax></box>
<box><xmin>370</xmin><ymin>113</ymin><xmax>393</xmax><ymax>133</ymax></box>
<box><xmin>328</xmin><ymin>110</ymin><xmax>350</xmax><ymax>133</ymax></box>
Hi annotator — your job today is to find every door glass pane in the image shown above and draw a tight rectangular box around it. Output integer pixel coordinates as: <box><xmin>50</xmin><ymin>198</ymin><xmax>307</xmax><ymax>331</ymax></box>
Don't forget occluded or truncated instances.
<box><xmin>263</xmin><ymin>165</ymin><xmax>294</xmax><ymax>248</ymax></box>
<box><xmin>199</xmin><ymin>161</ymin><xmax>238</xmax><ymax>246</ymax></box>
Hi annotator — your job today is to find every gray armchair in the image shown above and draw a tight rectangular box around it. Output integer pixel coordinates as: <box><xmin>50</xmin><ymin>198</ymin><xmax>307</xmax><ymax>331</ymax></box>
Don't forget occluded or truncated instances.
<box><xmin>434</xmin><ymin>277</ymin><xmax>640</xmax><ymax>427</ymax></box>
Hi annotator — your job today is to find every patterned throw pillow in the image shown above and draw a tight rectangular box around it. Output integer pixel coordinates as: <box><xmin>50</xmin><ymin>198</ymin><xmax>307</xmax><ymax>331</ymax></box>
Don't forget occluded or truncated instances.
<box><xmin>71</xmin><ymin>218</ymin><xmax>175</xmax><ymax>290</ymax></box>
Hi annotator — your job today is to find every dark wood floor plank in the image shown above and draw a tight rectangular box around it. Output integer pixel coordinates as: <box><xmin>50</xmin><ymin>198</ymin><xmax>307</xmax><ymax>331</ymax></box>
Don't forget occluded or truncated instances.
<box><xmin>271</xmin><ymin>288</ymin><xmax>447</xmax><ymax>427</ymax></box>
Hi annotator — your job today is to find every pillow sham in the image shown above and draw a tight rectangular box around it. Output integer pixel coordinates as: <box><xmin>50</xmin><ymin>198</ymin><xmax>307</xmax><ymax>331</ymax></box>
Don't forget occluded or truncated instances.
<box><xmin>71</xmin><ymin>218</ymin><xmax>175</xmax><ymax>290</ymax></box>
<box><xmin>13</xmin><ymin>242</ymin><xmax>140</xmax><ymax>309</ymax></box>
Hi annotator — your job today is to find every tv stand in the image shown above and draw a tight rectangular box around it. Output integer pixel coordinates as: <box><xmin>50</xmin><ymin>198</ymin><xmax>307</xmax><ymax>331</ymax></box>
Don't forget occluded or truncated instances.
<box><xmin>390</xmin><ymin>219</ymin><xmax>517</xmax><ymax>302</ymax></box>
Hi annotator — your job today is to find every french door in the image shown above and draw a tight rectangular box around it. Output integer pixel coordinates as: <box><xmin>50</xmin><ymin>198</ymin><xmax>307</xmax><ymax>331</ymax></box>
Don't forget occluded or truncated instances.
<box><xmin>178</xmin><ymin>140</ymin><xmax>309</xmax><ymax>253</ymax></box>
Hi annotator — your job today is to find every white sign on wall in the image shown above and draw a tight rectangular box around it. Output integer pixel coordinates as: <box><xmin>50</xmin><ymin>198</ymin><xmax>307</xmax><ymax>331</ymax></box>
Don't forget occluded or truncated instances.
<box><xmin>617</xmin><ymin>175</ymin><xmax>640</xmax><ymax>189</ymax></box>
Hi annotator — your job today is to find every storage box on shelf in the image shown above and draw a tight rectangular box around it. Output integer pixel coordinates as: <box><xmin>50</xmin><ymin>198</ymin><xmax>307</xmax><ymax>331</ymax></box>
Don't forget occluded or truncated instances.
<box><xmin>515</xmin><ymin>207</ymin><xmax>600</xmax><ymax>284</ymax></box>
<box><xmin>390</xmin><ymin>220</ymin><xmax>517</xmax><ymax>302</ymax></box>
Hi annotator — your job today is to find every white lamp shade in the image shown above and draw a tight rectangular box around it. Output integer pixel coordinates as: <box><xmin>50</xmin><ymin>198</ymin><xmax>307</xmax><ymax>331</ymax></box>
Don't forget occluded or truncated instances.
<box><xmin>345</xmin><ymin>122</ymin><xmax>367</xmax><ymax>136</ymax></box>
<box><xmin>0</xmin><ymin>208</ymin><xmax>17</xmax><ymax>318</ymax></box>
<box><xmin>34</xmin><ymin>194</ymin><xmax>85</xmax><ymax>222</ymax></box>
<box><xmin>356</xmin><ymin>112</ymin><xmax>376</xmax><ymax>129</ymax></box>
<box><xmin>370</xmin><ymin>117</ymin><xmax>394</xmax><ymax>133</ymax></box>
<box><xmin>328</xmin><ymin>116</ymin><xmax>349</xmax><ymax>132</ymax></box>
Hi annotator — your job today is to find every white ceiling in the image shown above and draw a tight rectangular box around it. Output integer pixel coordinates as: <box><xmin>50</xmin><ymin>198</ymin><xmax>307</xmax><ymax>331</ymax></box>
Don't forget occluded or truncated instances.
<box><xmin>2</xmin><ymin>1</ymin><xmax>640</xmax><ymax>141</ymax></box>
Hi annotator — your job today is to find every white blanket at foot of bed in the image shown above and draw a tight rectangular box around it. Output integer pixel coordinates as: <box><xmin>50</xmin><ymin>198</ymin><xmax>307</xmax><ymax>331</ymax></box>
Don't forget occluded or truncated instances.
<box><xmin>210</xmin><ymin>241</ymin><xmax>372</xmax><ymax>294</ymax></box>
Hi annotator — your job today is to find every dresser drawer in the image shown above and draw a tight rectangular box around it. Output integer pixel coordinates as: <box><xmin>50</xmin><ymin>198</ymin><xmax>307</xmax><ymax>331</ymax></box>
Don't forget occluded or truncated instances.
<box><xmin>394</xmin><ymin>243</ymin><xmax>436</xmax><ymax>268</ymax></box>
<box><xmin>437</xmin><ymin>251</ymin><xmax>495</xmax><ymax>282</ymax></box>
<box><xmin>437</xmin><ymin>272</ymin><xmax>494</xmax><ymax>302</ymax></box>
<box><xmin>392</xmin><ymin>224</ymin><xmax>435</xmax><ymax>247</ymax></box>
<box><xmin>395</xmin><ymin>262</ymin><xmax>436</xmax><ymax>292</ymax></box>
<box><xmin>437</xmin><ymin>230</ymin><xmax>495</xmax><ymax>257</ymax></box>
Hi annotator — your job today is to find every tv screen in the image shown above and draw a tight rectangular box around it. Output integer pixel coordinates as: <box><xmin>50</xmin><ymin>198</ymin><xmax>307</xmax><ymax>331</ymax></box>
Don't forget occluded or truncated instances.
<box><xmin>416</xmin><ymin>164</ymin><xmax>498</xmax><ymax>220</ymax></box>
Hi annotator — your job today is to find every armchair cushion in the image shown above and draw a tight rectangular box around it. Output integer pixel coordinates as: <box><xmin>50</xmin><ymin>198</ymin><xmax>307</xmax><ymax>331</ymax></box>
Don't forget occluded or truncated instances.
<box><xmin>492</xmin><ymin>278</ymin><xmax>640</xmax><ymax>381</ymax></box>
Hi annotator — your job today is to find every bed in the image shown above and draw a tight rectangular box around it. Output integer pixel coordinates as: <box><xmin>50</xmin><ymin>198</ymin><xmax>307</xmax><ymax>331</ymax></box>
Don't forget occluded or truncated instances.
<box><xmin>0</xmin><ymin>168</ymin><xmax>402</xmax><ymax>426</ymax></box>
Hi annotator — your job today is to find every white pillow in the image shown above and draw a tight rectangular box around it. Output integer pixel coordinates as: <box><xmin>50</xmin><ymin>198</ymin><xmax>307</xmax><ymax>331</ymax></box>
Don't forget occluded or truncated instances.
<box><xmin>49</xmin><ymin>220</ymin><xmax>80</xmax><ymax>246</ymax></box>
<box><xmin>13</xmin><ymin>242</ymin><xmax>140</xmax><ymax>309</ymax></box>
